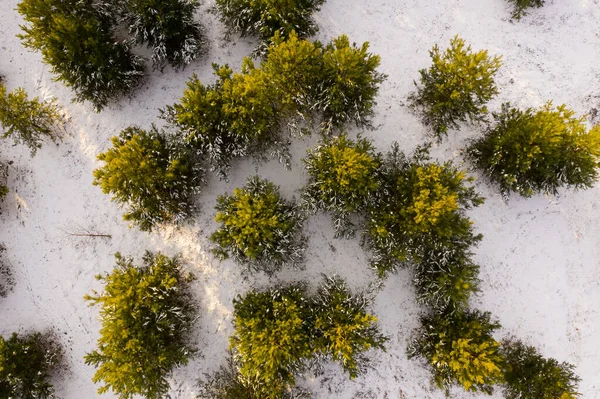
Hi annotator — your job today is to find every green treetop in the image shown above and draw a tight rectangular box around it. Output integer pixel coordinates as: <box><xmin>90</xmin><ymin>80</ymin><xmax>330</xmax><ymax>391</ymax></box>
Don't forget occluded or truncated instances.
<box><xmin>93</xmin><ymin>126</ymin><xmax>204</xmax><ymax>231</ymax></box>
<box><xmin>215</xmin><ymin>0</ymin><xmax>325</xmax><ymax>49</ymax></box>
<box><xmin>0</xmin><ymin>331</ymin><xmax>63</xmax><ymax>399</ymax></box>
<box><xmin>18</xmin><ymin>0</ymin><xmax>145</xmax><ymax>111</ymax></box>
<box><xmin>302</xmin><ymin>134</ymin><xmax>381</xmax><ymax>237</ymax></box>
<box><xmin>468</xmin><ymin>102</ymin><xmax>600</xmax><ymax>198</ymax></box>
<box><xmin>408</xmin><ymin>309</ymin><xmax>505</xmax><ymax>394</ymax></box>
<box><xmin>367</xmin><ymin>143</ymin><xmax>483</xmax><ymax>275</ymax></box>
<box><xmin>501</xmin><ymin>339</ymin><xmax>580</xmax><ymax>399</ymax></box>
<box><xmin>121</xmin><ymin>0</ymin><xmax>205</xmax><ymax>70</ymax></box>
<box><xmin>409</xmin><ymin>36</ymin><xmax>502</xmax><ymax>140</ymax></box>
<box><xmin>211</xmin><ymin>176</ymin><xmax>306</xmax><ymax>273</ymax></box>
<box><xmin>0</xmin><ymin>80</ymin><xmax>64</xmax><ymax>155</ymax></box>
<box><xmin>85</xmin><ymin>252</ymin><xmax>196</xmax><ymax>399</ymax></box>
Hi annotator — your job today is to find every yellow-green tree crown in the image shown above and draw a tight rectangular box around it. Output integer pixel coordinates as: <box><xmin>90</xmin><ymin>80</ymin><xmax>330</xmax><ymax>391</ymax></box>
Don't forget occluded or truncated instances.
<box><xmin>408</xmin><ymin>310</ymin><xmax>505</xmax><ymax>395</ymax></box>
<box><xmin>468</xmin><ymin>102</ymin><xmax>600</xmax><ymax>198</ymax></box>
<box><xmin>211</xmin><ymin>176</ymin><xmax>306</xmax><ymax>273</ymax></box>
<box><xmin>410</xmin><ymin>35</ymin><xmax>502</xmax><ymax>139</ymax></box>
<box><xmin>84</xmin><ymin>252</ymin><xmax>196</xmax><ymax>399</ymax></box>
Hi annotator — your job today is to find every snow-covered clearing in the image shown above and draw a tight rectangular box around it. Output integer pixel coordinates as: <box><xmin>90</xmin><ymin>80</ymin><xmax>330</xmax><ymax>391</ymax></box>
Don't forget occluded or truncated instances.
<box><xmin>1</xmin><ymin>0</ymin><xmax>599</xmax><ymax>397</ymax></box>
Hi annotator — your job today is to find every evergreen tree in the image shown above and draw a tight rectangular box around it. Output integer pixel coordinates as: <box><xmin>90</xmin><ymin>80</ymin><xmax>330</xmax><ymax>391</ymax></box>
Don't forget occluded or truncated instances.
<box><xmin>214</xmin><ymin>0</ymin><xmax>325</xmax><ymax>49</ymax></box>
<box><xmin>508</xmin><ymin>0</ymin><xmax>545</xmax><ymax>20</ymax></box>
<box><xmin>0</xmin><ymin>331</ymin><xmax>63</xmax><ymax>399</ymax></box>
<box><xmin>467</xmin><ymin>102</ymin><xmax>600</xmax><ymax>198</ymax></box>
<box><xmin>18</xmin><ymin>0</ymin><xmax>145</xmax><ymax>111</ymax></box>
<box><xmin>302</xmin><ymin>134</ymin><xmax>380</xmax><ymax>238</ymax></box>
<box><xmin>501</xmin><ymin>339</ymin><xmax>580</xmax><ymax>399</ymax></box>
<box><xmin>318</xmin><ymin>36</ymin><xmax>386</xmax><ymax>130</ymax></box>
<box><xmin>162</xmin><ymin>63</ymin><xmax>283</xmax><ymax>179</ymax></box>
<box><xmin>366</xmin><ymin>143</ymin><xmax>483</xmax><ymax>275</ymax></box>
<box><xmin>230</xmin><ymin>285</ymin><xmax>314</xmax><ymax>393</ymax></box>
<box><xmin>0</xmin><ymin>81</ymin><xmax>64</xmax><ymax>156</ymax></box>
<box><xmin>413</xmin><ymin>240</ymin><xmax>480</xmax><ymax>313</ymax></box>
<box><xmin>262</xmin><ymin>31</ymin><xmax>324</xmax><ymax>126</ymax></box>
<box><xmin>197</xmin><ymin>353</ymin><xmax>311</xmax><ymax>399</ymax></box>
<box><xmin>93</xmin><ymin>126</ymin><xmax>204</xmax><ymax>231</ymax></box>
<box><xmin>408</xmin><ymin>310</ymin><xmax>505</xmax><ymax>394</ymax></box>
<box><xmin>409</xmin><ymin>36</ymin><xmax>502</xmax><ymax>140</ymax></box>
<box><xmin>313</xmin><ymin>276</ymin><xmax>388</xmax><ymax>379</ymax></box>
<box><xmin>164</xmin><ymin>34</ymin><xmax>385</xmax><ymax>178</ymax></box>
<box><xmin>85</xmin><ymin>252</ymin><xmax>196</xmax><ymax>399</ymax></box>
<box><xmin>121</xmin><ymin>0</ymin><xmax>205</xmax><ymax>70</ymax></box>
<box><xmin>211</xmin><ymin>176</ymin><xmax>306</xmax><ymax>274</ymax></box>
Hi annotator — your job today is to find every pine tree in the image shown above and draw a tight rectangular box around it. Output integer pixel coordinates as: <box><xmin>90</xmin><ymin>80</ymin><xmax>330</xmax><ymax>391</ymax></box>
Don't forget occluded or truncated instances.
<box><xmin>211</xmin><ymin>176</ymin><xmax>306</xmax><ymax>274</ymax></box>
<box><xmin>197</xmin><ymin>353</ymin><xmax>311</xmax><ymax>399</ymax></box>
<box><xmin>318</xmin><ymin>36</ymin><xmax>386</xmax><ymax>131</ymax></box>
<box><xmin>262</xmin><ymin>31</ymin><xmax>324</xmax><ymax>126</ymax></box>
<box><xmin>501</xmin><ymin>339</ymin><xmax>580</xmax><ymax>399</ymax></box>
<box><xmin>408</xmin><ymin>309</ymin><xmax>505</xmax><ymax>394</ymax></box>
<box><xmin>302</xmin><ymin>134</ymin><xmax>380</xmax><ymax>237</ymax></box>
<box><xmin>230</xmin><ymin>285</ymin><xmax>314</xmax><ymax>393</ymax></box>
<box><xmin>0</xmin><ymin>331</ymin><xmax>63</xmax><ymax>399</ymax></box>
<box><xmin>508</xmin><ymin>0</ymin><xmax>545</xmax><ymax>20</ymax></box>
<box><xmin>413</xmin><ymin>240</ymin><xmax>481</xmax><ymax>313</ymax></box>
<box><xmin>120</xmin><ymin>0</ymin><xmax>205</xmax><ymax>70</ymax></box>
<box><xmin>162</xmin><ymin>63</ymin><xmax>283</xmax><ymax>179</ymax></box>
<box><xmin>93</xmin><ymin>126</ymin><xmax>204</xmax><ymax>231</ymax></box>
<box><xmin>409</xmin><ymin>36</ymin><xmax>502</xmax><ymax>140</ymax></box>
<box><xmin>366</xmin><ymin>143</ymin><xmax>484</xmax><ymax>275</ymax></box>
<box><xmin>17</xmin><ymin>0</ymin><xmax>145</xmax><ymax>111</ymax></box>
<box><xmin>0</xmin><ymin>81</ymin><xmax>64</xmax><ymax>156</ymax></box>
<box><xmin>313</xmin><ymin>276</ymin><xmax>388</xmax><ymax>379</ymax></box>
<box><xmin>164</xmin><ymin>34</ymin><xmax>384</xmax><ymax>179</ymax></box>
<box><xmin>85</xmin><ymin>252</ymin><xmax>196</xmax><ymax>399</ymax></box>
<box><xmin>214</xmin><ymin>0</ymin><xmax>325</xmax><ymax>49</ymax></box>
<box><xmin>467</xmin><ymin>102</ymin><xmax>600</xmax><ymax>198</ymax></box>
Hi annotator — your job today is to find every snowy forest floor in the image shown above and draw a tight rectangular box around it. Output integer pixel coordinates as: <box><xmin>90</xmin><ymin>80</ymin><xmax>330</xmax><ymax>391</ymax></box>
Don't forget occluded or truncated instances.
<box><xmin>1</xmin><ymin>0</ymin><xmax>600</xmax><ymax>398</ymax></box>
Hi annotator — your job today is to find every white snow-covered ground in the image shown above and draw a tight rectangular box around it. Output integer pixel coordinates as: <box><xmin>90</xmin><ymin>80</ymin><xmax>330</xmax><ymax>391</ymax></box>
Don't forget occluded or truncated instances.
<box><xmin>1</xmin><ymin>0</ymin><xmax>600</xmax><ymax>397</ymax></box>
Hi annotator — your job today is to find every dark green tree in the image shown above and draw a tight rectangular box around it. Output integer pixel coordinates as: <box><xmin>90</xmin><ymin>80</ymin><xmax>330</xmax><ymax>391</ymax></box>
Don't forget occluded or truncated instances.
<box><xmin>214</xmin><ymin>0</ymin><xmax>325</xmax><ymax>49</ymax></box>
<box><xmin>230</xmin><ymin>285</ymin><xmax>314</xmax><ymax>394</ymax></box>
<box><xmin>366</xmin><ymin>143</ymin><xmax>483</xmax><ymax>275</ymax></box>
<box><xmin>318</xmin><ymin>36</ymin><xmax>386</xmax><ymax>130</ymax></box>
<box><xmin>93</xmin><ymin>126</ymin><xmax>204</xmax><ymax>231</ymax></box>
<box><xmin>0</xmin><ymin>331</ymin><xmax>63</xmax><ymax>399</ymax></box>
<box><xmin>197</xmin><ymin>353</ymin><xmax>311</xmax><ymax>399</ymax></box>
<box><xmin>467</xmin><ymin>102</ymin><xmax>600</xmax><ymax>198</ymax></box>
<box><xmin>17</xmin><ymin>0</ymin><xmax>145</xmax><ymax>111</ymax></box>
<box><xmin>85</xmin><ymin>252</ymin><xmax>196</xmax><ymax>399</ymax></box>
<box><xmin>302</xmin><ymin>134</ymin><xmax>380</xmax><ymax>237</ymax></box>
<box><xmin>508</xmin><ymin>0</ymin><xmax>545</xmax><ymax>20</ymax></box>
<box><xmin>409</xmin><ymin>36</ymin><xmax>502</xmax><ymax>140</ymax></box>
<box><xmin>211</xmin><ymin>176</ymin><xmax>306</xmax><ymax>274</ymax></box>
<box><xmin>0</xmin><ymin>81</ymin><xmax>64</xmax><ymax>155</ymax></box>
<box><xmin>501</xmin><ymin>339</ymin><xmax>580</xmax><ymax>399</ymax></box>
<box><xmin>313</xmin><ymin>276</ymin><xmax>388</xmax><ymax>379</ymax></box>
<box><xmin>413</xmin><ymin>240</ymin><xmax>480</xmax><ymax>313</ymax></box>
<box><xmin>408</xmin><ymin>309</ymin><xmax>505</xmax><ymax>394</ymax></box>
<box><xmin>121</xmin><ymin>0</ymin><xmax>205</xmax><ymax>70</ymax></box>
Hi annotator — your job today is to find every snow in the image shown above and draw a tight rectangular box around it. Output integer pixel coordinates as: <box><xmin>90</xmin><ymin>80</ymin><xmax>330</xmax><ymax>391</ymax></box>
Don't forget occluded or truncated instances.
<box><xmin>1</xmin><ymin>0</ymin><xmax>600</xmax><ymax>397</ymax></box>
